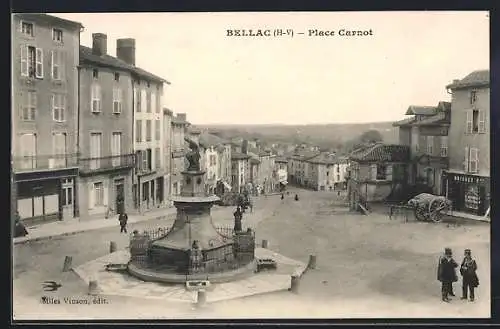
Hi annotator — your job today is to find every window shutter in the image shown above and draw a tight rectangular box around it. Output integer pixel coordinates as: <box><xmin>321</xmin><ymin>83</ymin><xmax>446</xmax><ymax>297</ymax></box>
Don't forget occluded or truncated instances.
<box><xmin>386</xmin><ymin>164</ymin><xmax>393</xmax><ymax>181</ymax></box>
<box><xmin>20</xmin><ymin>45</ymin><xmax>28</xmax><ymax>76</ymax></box>
<box><xmin>88</xmin><ymin>183</ymin><xmax>94</xmax><ymax>209</ymax></box>
<box><xmin>103</xmin><ymin>180</ymin><xmax>109</xmax><ymax>207</ymax></box>
<box><xmin>464</xmin><ymin>146</ymin><xmax>469</xmax><ymax>172</ymax></box>
<box><xmin>35</xmin><ymin>48</ymin><xmax>43</xmax><ymax>78</ymax></box>
<box><xmin>60</xmin><ymin>51</ymin><xmax>65</xmax><ymax>80</ymax></box>
<box><xmin>50</xmin><ymin>50</ymin><xmax>54</xmax><ymax>79</ymax></box>
<box><xmin>61</xmin><ymin>96</ymin><xmax>66</xmax><ymax>121</ymax></box>
<box><xmin>474</xmin><ymin>148</ymin><xmax>479</xmax><ymax>173</ymax></box>
<box><xmin>466</xmin><ymin>110</ymin><xmax>472</xmax><ymax>134</ymax></box>
<box><xmin>479</xmin><ymin>110</ymin><xmax>486</xmax><ymax>133</ymax></box>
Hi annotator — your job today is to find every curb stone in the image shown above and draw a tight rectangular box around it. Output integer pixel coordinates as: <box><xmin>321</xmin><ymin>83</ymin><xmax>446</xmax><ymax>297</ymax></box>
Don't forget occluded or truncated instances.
<box><xmin>13</xmin><ymin>214</ymin><xmax>170</xmax><ymax>246</ymax></box>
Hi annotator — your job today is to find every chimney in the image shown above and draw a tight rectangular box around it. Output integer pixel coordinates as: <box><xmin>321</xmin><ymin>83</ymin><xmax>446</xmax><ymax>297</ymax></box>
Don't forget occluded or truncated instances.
<box><xmin>177</xmin><ymin>113</ymin><xmax>187</xmax><ymax>122</ymax></box>
<box><xmin>116</xmin><ymin>38</ymin><xmax>136</xmax><ymax>66</ymax></box>
<box><xmin>92</xmin><ymin>33</ymin><xmax>107</xmax><ymax>56</ymax></box>
<box><xmin>242</xmin><ymin>140</ymin><xmax>249</xmax><ymax>154</ymax></box>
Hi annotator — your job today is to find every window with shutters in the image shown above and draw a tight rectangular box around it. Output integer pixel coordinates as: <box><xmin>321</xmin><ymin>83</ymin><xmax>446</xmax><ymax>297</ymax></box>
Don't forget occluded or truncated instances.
<box><xmin>152</xmin><ymin>92</ymin><xmax>158</xmax><ymax>113</ymax></box>
<box><xmin>91</xmin><ymin>83</ymin><xmax>101</xmax><ymax>113</ymax></box>
<box><xmin>52</xmin><ymin>94</ymin><xmax>66</xmax><ymax>122</ymax></box>
<box><xmin>113</xmin><ymin>87</ymin><xmax>122</xmax><ymax>114</ymax></box>
<box><xmin>472</xmin><ymin>109</ymin><xmax>479</xmax><ymax>133</ymax></box>
<box><xmin>135</xmin><ymin>88</ymin><xmax>141</xmax><ymax>112</ymax></box>
<box><xmin>20</xmin><ymin>91</ymin><xmax>37</xmax><ymax>121</ymax></box>
<box><xmin>440</xmin><ymin>136</ymin><xmax>448</xmax><ymax>157</ymax></box>
<box><xmin>93</xmin><ymin>182</ymin><xmax>104</xmax><ymax>206</ymax></box>
<box><xmin>21</xmin><ymin>46</ymin><xmax>40</xmax><ymax>78</ymax></box>
<box><xmin>478</xmin><ymin>110</ymin><xmax>486</xmax><ymax>133</ymax></box>
<box><xmin>376</xmin><ymin>164</ymin><xmax>387</xmax><ymax>180</ymax></box>
<box><xmin>52</xmin><ymin>28</ymin><xmax>63</xmax><ymax>43</ymax></box>
<box><xmin>19</xmin><ymin>133</ymin><xmax>37</xmax><ymax>169</ymax></box>
<box><xmin>469</xmin><ymin>148</ymin><xmax>479</xmax><ymax>173</ymax></box>
<box><xmin>146</xmin><ymin>149</ymin><xmax>152</xmax><ymax>171</ymax></box>
<box><xmin>146</xmin><ymin>91</ymin><xmax>152</xmax><ymax>113</ymax></box>
<box><xmin>20</xmin><ymin>21</ymin><xmax>34</xmax><ymax>37</ymax></box>
<box><xmin>111</xmin><ymin>132</ymin><xmax>122</xmax><ymax>166</ymax></box>
<box><xmin>155</xmin><ymin>119</ymin><xmax>161</xmax><ymax>141</ymax></box>
<box><xmin>90</xmin><ymin>132</ymin><xmax>102</xmax><ymax>169</ymax></box>
<box><xmin>146</xmin><ymin>120</ymin><xmax>152</xmax><ymax>141</ymax></box>
<box><xmin>463</xmin><ymin>146</ymin><xmax>469</xmax><ymax>172</ymax></box>
<box><xmin>135</xmin><ymin>120</ymin><xmax>142</xmax><ymax>142</ymax></box>
<box><xmin>141</xmin><ymin>89</ymin><xmax>147</xmax><ymax>113</ymax></box>
<box><xmin>50</xmin><ymin>50</ymin><xmax>64</xmax><ymax>80</ymax></box>
<box><xmin>51</xmin><ymin>132</ymin><xmax>66</xmax><ymax>168</ymax></box>
<box><xmin>427</xmin><ymin>136</ymin><xmax>434</xmax><ymax>155</ymax></box>
<box><xmin>155</xmin><ymin>147</ymin><xmax>161</xmax><ymax>169</ymax></box>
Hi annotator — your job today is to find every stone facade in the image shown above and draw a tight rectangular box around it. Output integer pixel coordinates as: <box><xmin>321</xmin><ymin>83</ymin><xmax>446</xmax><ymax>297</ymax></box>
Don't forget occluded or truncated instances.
<box><xmin>12</xmin><ymin>14</ymin><xmax>82</xmax><ymax>225</ymax></box>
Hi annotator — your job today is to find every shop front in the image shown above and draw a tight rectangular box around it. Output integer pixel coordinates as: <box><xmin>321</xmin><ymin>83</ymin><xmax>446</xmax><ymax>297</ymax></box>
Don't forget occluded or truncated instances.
<box><xmin>445</xmin><ymin>172</ymin><xmax>490</xmax><ymax>216</ymax></box>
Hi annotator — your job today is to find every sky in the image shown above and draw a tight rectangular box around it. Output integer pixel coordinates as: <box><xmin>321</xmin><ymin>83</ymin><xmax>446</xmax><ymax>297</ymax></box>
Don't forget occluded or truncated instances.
<box><xmin>53</xmin><ymin>12</ymin><xmax>489</xmax><ymax>125</ymax></box>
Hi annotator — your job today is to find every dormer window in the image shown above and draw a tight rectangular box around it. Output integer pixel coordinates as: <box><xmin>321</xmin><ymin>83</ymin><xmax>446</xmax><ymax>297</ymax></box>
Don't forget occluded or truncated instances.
<box><xmin>470</xmin><ymin>90</ymin><xmax>477</xmax><ymax>105</ymax></box>
<box><xmin>114</xmin><ymin>73</ymin><xmax>120</xmax><ymax>81</ymax></box>
<box><xmin>93</xmin><ymin>69</ymin><xmax>99</xmax><ymax>79</ymax></box>
<box><xmin>21</xmin><ymin>21</ymin><xmax>34</xmax><ymax>37</ymax></box>
<box><xmin>52</xmin><ymin>28</ymin><xmax>63</xmax><ymax>43</ymax></box>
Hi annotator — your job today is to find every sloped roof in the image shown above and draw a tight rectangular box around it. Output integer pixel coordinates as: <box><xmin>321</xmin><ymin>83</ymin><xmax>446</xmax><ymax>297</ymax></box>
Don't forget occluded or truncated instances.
<box><xmin>250</xmin><ymin>158</ymin><xmax>261</xmax><ymax>165</ymax></box>
<box><xmin>199</xmin><ymin>132</ymin><xmax>228</xmax><ymax>148</ymax></box>
<box><xmin>290</xmin><ymin>150</ymin><xmax>320</xmax><ymax>161</ymax></box>
<box><xmin>349</xmin><ymin>143</ymin><xmax>410</xmax><ymax>162</ymax></box>
<box><xmin>80</xmin><ymin>45</ymin><xmax>168</xmax><ymax>84</ymax></box>
<box><xmin>17</xmin><ymin>13</ymin><xmax>83</xmax><ymax>29</ymax></box>
<box><xmin>412</xmin><ymin>111</ymin><xmax>449</xmax><ymax>126</ymax></box>
<box><xmin>275</xmin><ymin>156</ymin><xmax>288</xmax><ymax>163</ymax></box>
<box><xmin>405</xmin><ymin>105</ymin><xmax>437</xmax><ymax>116</ymax></box>
<box><xmin>392</xmin><ymin>117</ymin><xmax>417</xmax><ymax>127</ymax></box>
<box><xmin>231</xmin><ymin>152</ymin><xmax>251</xmax><ymax>160</ymax></box>
<box><xmin>446</xmin><ymin>70</ymin><xmax>489</xmax><ymax>90</ymax></box>
<box><xmin>436</xmin><ymin>101</ymin><xmax>451</xmax><ymax>112</ymax></box>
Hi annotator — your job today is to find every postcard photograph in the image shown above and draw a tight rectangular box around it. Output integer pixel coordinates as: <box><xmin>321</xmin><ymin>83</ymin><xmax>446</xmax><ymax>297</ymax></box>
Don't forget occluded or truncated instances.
<box><xmin>11</xmin><ymin>11</ymin><xmax>490</xmax><ymax>320</ymax></box>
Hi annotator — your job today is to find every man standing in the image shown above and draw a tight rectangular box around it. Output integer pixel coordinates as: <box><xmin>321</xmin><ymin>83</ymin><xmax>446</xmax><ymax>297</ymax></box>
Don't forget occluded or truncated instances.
<box><xmin>460</xmin><ymin>249</ymin><xmax>479</xmax><ymax>302</ymax></box>
<box><xmin>118</xmin><ymin>212</ymin><xmax>128</xmax><ymax>233</ymax></box>
<box><xmin>437</xmin><ymin>247</ymin><xmax>458</xmax><ymax>302</ymax></box>
<box><xmin>233</xmin><ymin>206</ymin><xmax>243</xmax><ymax>232</ymax></box>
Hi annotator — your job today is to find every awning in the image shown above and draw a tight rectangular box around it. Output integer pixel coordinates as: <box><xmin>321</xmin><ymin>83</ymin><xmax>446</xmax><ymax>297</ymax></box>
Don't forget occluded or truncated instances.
<box><xmin>280</xmin><ymin>181</ymin><xmax>288</xmax><ymax>185</ymax></box>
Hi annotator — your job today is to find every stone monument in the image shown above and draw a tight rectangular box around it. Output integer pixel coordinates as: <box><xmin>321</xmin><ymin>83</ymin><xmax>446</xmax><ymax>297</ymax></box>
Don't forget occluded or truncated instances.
<box><xmin>127</xmin><ymin>137</ymin><xmax>256</xmax><ymax>283</ymax></box>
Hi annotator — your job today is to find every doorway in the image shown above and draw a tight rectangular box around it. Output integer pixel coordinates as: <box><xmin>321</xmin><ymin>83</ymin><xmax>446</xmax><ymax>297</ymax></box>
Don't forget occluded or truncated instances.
<box><xmin>115</xmin><ymin>179</ymin><xmax>125</xmax><ymax>214</ymax></box>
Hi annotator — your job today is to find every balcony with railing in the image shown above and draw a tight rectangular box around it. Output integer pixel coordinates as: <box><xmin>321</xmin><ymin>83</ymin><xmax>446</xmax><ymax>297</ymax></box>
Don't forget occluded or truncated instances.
<box><xmin>79</xmin><ymin>154</ymin><xmax>135</xmax><ymax>175</ymax></box>
<box><xmin>12</xmin><ymin>153</ymin><xmax>79</xmax><ymax>173</ymax></box>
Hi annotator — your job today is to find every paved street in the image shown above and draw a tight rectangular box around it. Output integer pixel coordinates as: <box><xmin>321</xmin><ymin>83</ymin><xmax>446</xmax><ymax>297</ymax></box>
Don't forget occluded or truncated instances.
<box><xmin>13</xmin><ymin>188</ymin><xmax>490</xmax><ymax>319</ymax></box>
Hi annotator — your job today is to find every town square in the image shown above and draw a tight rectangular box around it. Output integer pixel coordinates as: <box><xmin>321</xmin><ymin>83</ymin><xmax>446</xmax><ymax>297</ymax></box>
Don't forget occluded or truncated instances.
<box><xmin>11</xmin><ymin>12</ymin><xmax>490</xmax><ymax>320</ymax></box>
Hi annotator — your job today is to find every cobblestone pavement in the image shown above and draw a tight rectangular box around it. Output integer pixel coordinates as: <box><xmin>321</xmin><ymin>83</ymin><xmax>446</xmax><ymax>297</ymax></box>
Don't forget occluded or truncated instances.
<box><xmin>13</xmin><ymin>188</ymin><xmax>490</xmax><ymax>319</ymax></box>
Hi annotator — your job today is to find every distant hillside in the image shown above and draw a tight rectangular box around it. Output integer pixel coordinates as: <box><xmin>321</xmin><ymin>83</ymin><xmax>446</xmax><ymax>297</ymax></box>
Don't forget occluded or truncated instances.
<box><xmin>196</xmin><ymin>122</ymin><xmax>399</xmax><ymax>149</ymax></box>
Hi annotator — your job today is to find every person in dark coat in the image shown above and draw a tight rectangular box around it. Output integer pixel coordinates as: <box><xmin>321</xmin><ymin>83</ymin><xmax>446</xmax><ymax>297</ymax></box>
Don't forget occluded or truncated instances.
<box><xmin>281</xmin><ymin>194</ymin><xmax>284</xmax><ymax>200</ymax></box>
<box><xmin>437</xmin><ymin>247</ymin><xmax>458</xmax><ymax>302</ymax></box>
<box><xmin>118</xmin><ymin>212</ymin><xmax>128</xmax><ymax>233</ymax></box>
<box><xmin>294</xmin><ymin>194</ymin><xmax>299</xmax><ymax>201</ymax></box>
<box><xmin>460</xmin><ymin>249</ymin><xmax>479</xmax><ymax>301</ymax></box>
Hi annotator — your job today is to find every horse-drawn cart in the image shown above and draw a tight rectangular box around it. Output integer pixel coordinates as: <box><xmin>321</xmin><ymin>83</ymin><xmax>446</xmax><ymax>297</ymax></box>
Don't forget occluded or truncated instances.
<box><xmin>407</xmin><ymin>193</ymin><xmax>452</xmax><ymax>223</ymax></box>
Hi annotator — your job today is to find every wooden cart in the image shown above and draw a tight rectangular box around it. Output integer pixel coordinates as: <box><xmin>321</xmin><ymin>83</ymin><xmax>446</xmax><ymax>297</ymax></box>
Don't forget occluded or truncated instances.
<box><xmin>407</xmin><ymin>193</ymin><xmax>452</xmax><ymax>223</ymax></box>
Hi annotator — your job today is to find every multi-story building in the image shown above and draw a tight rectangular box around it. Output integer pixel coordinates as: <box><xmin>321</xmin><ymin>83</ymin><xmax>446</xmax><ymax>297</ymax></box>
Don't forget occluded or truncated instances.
<box><xmin>393</xmin><ymin>102</ymin><xmax>451</xmax><ymax>196</ymax></box>
<box><xmin>274</xmin><ymin>156</ymin><xmax>288</xmax><ymax>191</ymax></box>
<box><xmin>77</xmin><ymin>34</ymin><xmax>136</xmax><ymax>219</ymax></box>
<box><xmin>163</xmin><ymin>108</ymin><xmax>173</xmax><ymax>203</ymax></box>
<box><xmin>347</xmin><ymin>143</ymin><xmax>410</xmax><ymax>210</ymax></box>
<box><xmin>198</xmin><ymin>131</ymin><xmax>230</xmax><ymax>195</ymax></box>
<box><xmin>12</xmin><ymin>14</ymin><xmax>82</xmax><ymax>225</ymax></box>
<box><xmin>231</xmin><ymin>152</ymin><xmax>251</xmax><ymax>193</ymax></box>
<box><xmin>307</xmin><ymin>153</ymin><xmax>349</xmax><ymax>191</ymax></box>
<box><xmin>170</xmin><ymin>113</ymin><xmax>190</xmax><ymax>196</ymax></box>
<box><xmin>122</xmin><ymin>39</ymin><xmax>169</xmax><ymax>213</ymax></box>
<box><xmin>256</xmin><ymin>150</ymin><xmax>276</xmax><ymax>194</ymax></box>
<box><xmin>443</xmin><ymin>70</ymin><xmax>490</xmax><ymax>217</ymax></box>
<box><xmin>287</xmin><ymin>149</ymin><xmax>320</xmax><ymax>187</ymax></box>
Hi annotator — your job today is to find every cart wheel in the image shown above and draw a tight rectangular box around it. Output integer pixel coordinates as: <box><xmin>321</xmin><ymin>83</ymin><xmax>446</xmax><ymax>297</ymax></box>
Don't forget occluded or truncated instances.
<box><xmin>414</xmin><ymin>206</ymin><xmax>426</xmax><ymax>221</ymax></box>
<box><xmin>429</xmin><ymin>198</ymin><xmax>447</xmax><ymax>223</ymax></box>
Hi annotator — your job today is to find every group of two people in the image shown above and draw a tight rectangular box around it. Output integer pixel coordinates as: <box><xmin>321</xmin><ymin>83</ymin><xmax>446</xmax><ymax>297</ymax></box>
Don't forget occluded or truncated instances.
<box><xmin>437</xmin><ymin>247</ymin><xmax>479</xmax><ymax>302</ymax></box>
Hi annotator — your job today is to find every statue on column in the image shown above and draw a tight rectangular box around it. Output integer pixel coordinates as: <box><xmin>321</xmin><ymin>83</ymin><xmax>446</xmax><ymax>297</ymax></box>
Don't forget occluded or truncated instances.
<box><xmin>233</xmin><ymin>206</ymin><xmax>243</xmax><ymax>232</ymax></box>
<box><xmin>184</xmin><ymin>137</ymin><xmax>201</xmax><ymax>172</ymax></box>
